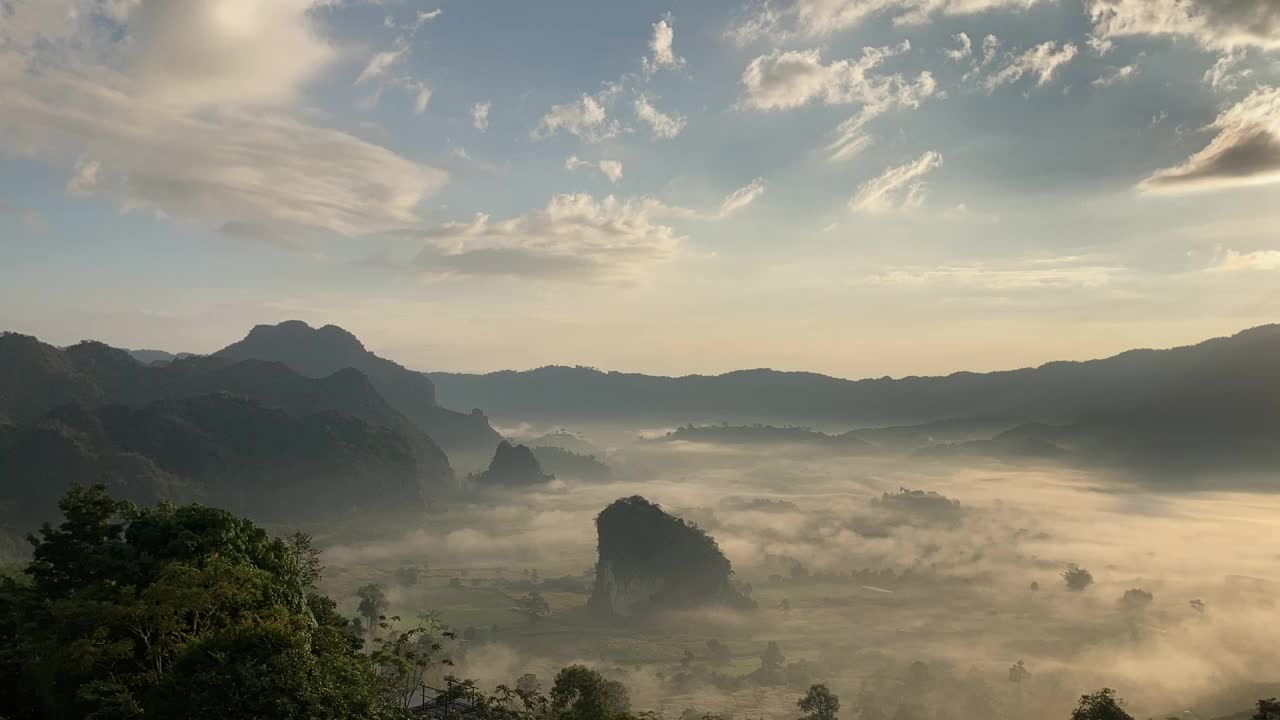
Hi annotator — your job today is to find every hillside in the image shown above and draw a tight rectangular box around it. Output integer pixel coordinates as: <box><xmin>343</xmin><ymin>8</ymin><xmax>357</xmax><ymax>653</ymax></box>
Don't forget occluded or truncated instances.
<box><xmin>215</xmin><ymin>321</ymin><xmax>502</xmax><ymax>467</ymax></box>
<box><xmin>0</xmin><ymin>394</ymin><xmax>429</xmax><ymax>529</ymax></box>
<box><xmin>0</xmin><ymin>332</ymin><xmax>452</xmax><ymax>485</ymax></box>
<box><xmin>428</xmin><ymin>325</ymin><xmax>1280</xmax><ymax>429</ymax></box>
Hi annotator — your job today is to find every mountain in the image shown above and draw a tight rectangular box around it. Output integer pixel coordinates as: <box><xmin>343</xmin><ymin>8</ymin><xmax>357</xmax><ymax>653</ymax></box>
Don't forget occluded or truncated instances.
<box><xmin>215</xmin><ymin>321</ymin><xmax>502</xmax><ymax>468</ymax></box>
<box><xmin>589</xmin><ymin>496</ymin><xmax>751</xmax><ymax>618</ymax></box>
<box><xmin>428</xmin><ymin>324</ymin><xmax>1280</xmax><ymax>428</ymax></box>
<box><xmin>470</xmin><ymin>440</ymin><xmax>553</xmax><ymax>486</ymax></box>
<box><xmin>659</xmin><ymin>423</ymin><xmax>872</xmax><ymax>450</ymax></box>
<box><xmin>530</xmin><ymin>445</ymin><xmax>611</xmax><ymax>481</ymax></box>
<box><xmin>0</xmin><ymin>332</ymin><xmax>451</xmax><ymax>488</ymax></box>
<box><xmin>0</xmin><ymin>394</ymin><xmax>428</xmax><ymax>530</ymax></box>
<box><xmin>126</xmin><ymin>349</ymin><xmax>196</xmax><ymax>365</ymax></box>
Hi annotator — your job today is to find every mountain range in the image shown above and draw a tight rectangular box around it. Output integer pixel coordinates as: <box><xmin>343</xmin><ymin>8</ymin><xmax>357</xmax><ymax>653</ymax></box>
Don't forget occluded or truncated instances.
<box><xmin>0</xmin><ymin>322</ymin><xmax>511</xmax><ymax>529</ymax></box>
<box><xmin>3</xmin><ymin>321</ymin><xmax>1278</xmax><ymax>527</ymax></box>
<box><xmin>428</xmin><ymin>324</ymin><xmax>1280</xmax><ymax>427</ymax></box>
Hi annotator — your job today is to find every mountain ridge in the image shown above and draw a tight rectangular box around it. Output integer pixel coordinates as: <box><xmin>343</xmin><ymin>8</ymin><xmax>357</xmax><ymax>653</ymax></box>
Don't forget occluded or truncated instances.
<box><xmin>426</xmin><ymin>323</ymin><xmax>1280</xmax><ymax>426</ymax></box>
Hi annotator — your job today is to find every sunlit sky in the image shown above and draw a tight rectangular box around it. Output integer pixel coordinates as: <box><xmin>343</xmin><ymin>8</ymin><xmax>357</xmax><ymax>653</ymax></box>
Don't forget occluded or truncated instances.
<box><xmin>2</xmin><ymin>0</ymin><xmax>1278</xmax><ymax>378</ymax></box>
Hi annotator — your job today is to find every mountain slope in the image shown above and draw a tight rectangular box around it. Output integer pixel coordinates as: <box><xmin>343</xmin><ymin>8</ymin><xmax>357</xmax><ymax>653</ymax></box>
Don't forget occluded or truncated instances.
<box><xmin>0</xmin><ymin>333</ymin><xmax>452</xmax><ymax>488</ymax></box>
<box><xmin>428</xmin><ymin>325</ymin><xmax>1280</xmax><ymax>428</ymax></box>
<box><xmin>215</xmin><ymin>321</ymin><xmax>502</xmax><ymax>467</ymax></box>
<box><xmin>0</xmin><ymin>394</ymin><xmax>428</xmax><ymax>530</ymax></box>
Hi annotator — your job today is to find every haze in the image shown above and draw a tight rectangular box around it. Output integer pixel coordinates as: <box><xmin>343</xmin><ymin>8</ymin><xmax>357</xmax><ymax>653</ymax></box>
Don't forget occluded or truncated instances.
<box><xmin>2</xmin><ymin>3</ymin><xmax>1279</xmax><ymax>720</ymax></box>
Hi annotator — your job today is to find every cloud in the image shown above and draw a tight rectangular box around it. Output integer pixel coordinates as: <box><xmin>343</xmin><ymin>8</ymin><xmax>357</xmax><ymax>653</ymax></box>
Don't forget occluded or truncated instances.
<box><xmin>357</xmin><ymin>47</ymin><xmax>407</xmax><ymax>84</ymax></box>
<box><xmin>0</xmin><ymin>0</ymin><xmax>447</xmax><ymax>240</ymax></box>
<box><xmin>565</xmin><ymin>155</ymin><xmax>624</xmax><ymax>183</ymax></box>
<box><xmin>411</xmin><ymin>83</ymin><xmax>432</xmax><ymax>114</ymax></box>
<box><xmin>643</xmin><ymin>17</ymin><xmax>684</xmax><ymax>74</ymax></box>
<box><xmin>533</xmin><ymin>90</ymin><xmax>622</xmax><ymax>142</ymax></box>
<box><xmin>864</xmin><ymin>257</ymin><xmax>1123</xmax><ymax>289</ymax></box>
<box><xmin>1210</xmin><ymin>249</ymin><xmax>1280</xmax><ymax>271</ymax></box>
<box><xmin>714</xmin><ymin>177</ymin><xmax>766</xmax><ymax>217</ymax></box>
<box><xmin>849</xmin><ymin>151</ymin><xmax>943</xmax><ymax>213</ymax></box>
<box><xmin>983</xmin><ymin>41</ymin><xmax>1079</xmax><ymax>92</ymax></box>
<box><xmin>1140</xmin><ymin>87</ymin><xmax>1280</xmax><ymax>193</ymax></box>
<box><xmin>401</xmin><ymin>179</ymin><xmax>765</xmax><ymax>280</ymax></box>
<box><xmin>739</xmin><ymin>42</ymin><xmax>937</xmax><ymax>161</ymax></box>
<box><xmin>633</xmin><ymin>96</ymin><xmax>687</xmax><ymax>139</ymax></box>
<box><xmin>727</xmin><ymin>0</ymin><xmax>1046</xmax><ymax>44</ymax></box>
<box><xmin>597</xmin><ymin>160</ymin><xmax>625</xmax><ymax>184</ymax></box>
<box><xmin>1087</xmin><ymin>0</ymin><xmax>1280</xmax><ymax>51</ymax></box>
<box><xmin>945</xmin><ymin>32</ymin><xmax>972</xmax><ymax>62</ymax></box>
<box><xmin>65</xmin><ymin>159</ymin><xmax>100</xmax><ymax>197</ymax></box>
<box><xmin>0</xmin><ymin>59</ymin><xmax>445</xmax><ymax>239</ymax></box>
<box><xmin>1092</xmin><ymin>64</ymin><xmax>1139</xmax><ymax>87</ymax></box>
<box><xmin>472</xmin><ymin>101</ymin><xmax>491</xmax><ymax>131</ymax></box>
<box><xmin>1203</xmin><ymin>50</ymin><xmax>1253</xmax><ymax>91</ymax></box>
<box><xmin>113</xmin><ymin>0</ymin><xmax>334</xmax><ymax>107</ymax></box>
<box><xmin>407</xmin><ymin>194</ymin><xmax>683</xmax><ymax>281</ymax></box>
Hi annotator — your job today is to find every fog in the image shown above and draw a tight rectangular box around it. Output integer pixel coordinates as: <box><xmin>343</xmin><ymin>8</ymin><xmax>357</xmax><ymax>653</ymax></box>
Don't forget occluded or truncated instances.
<box><xmin>319</xmin><ymin>433</ymin><xmax>1280</xmax><ymax>720</ymax></box>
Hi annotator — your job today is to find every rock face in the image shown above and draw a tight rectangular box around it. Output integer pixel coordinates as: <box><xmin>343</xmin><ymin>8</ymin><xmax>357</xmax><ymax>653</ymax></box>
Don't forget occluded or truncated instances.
<box><xmin>471</xmin><ymin>441</ymin><xmax>552</xmax><ymax>485</ymax></box>
<box><xmin>589</xmin><ymin>496</ymin><xmax>748</xmax><ymax>618</ymax></box>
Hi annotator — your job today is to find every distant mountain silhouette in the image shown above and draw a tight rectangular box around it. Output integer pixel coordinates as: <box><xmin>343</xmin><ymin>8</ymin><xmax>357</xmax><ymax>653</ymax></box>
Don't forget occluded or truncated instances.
<box><xmin>530</xmin><ymin>445</ymin><xmax>611</xmax><ymax>481</ymax></box>
<box><xmin>0</xmin><ymin>332</ymin><xmax>451</xmax><ymax>487</ymax></box>
<box><xmin>126</xmin><ymin>349</ymin><xmax>196</xmax><ymax>365</ymax></box>
<box><xmin>470</xmin><ymin>440</ymin><xmax>553</xmax><ymax>486</ymax></box>
<box><xmin>0</xmin><ymin>394</ymin><xmax>429</xmax><ymax>530</ymax></box>
<box><xmin>215</xmin><ymin>321</ymin><xmax>502</xmax><ymax>468</ymax></box>
<box><xmin>428</xmin><ymin>325</ymin><xmax>1280</xmax><ymax>429</ymax></box>
<box><xmin>660</xmin><ymin>423</ymin><xmax>872</xmax><ymax>449</ymax></box>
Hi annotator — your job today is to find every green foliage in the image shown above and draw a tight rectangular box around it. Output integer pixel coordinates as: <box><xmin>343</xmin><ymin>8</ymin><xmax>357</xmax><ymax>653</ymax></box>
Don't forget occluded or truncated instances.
<box><xmin>549</xmin><ymin>665</ymin><xmax>631</xmax><ymax>720</ymax></box>
<box><xmin>0</xmin><ymin>485</ymin><xmax>393</xmax><ymax>720</ymax></box>
<box><xmin>1069</xmin><ymin>689</ymin><xmax>1134</xmax><ymax>720</ymax></box>
<box><xmin>590</xmin><ymin>496</ymin><xmax>752</xmax><ymax>616</ymax></box>
<box><xmin>369</xmin><ymin>614</ymin><xmax>456</xmax><ymax>711</ymax></box>
<box><xmin>798</xmin><ymin>684</ymin><xmax>840</xmax><ymax>720</ymax></box>
<box><xmin>761</xmin><ymin>641</ymin><xmax>785</xmax><ymax>670</ymax></box>
<box><xmin>1062</xmin><ymin>564</ymin><xmax>1094</xmax><ymax>592</ymax></box>
<box><xmin>704</xmin><ymin>639</ymin><xmax>731</xmax><ymax>666</ymax></box>
<box><xmin>514</xmin><ymin>591</ymin><xmax>551</xmax><ymax>625</ymax></box>
<box><xmin>1255</xmin><ymin>698</ymin><xmax>1280</xmax><ymax>720</ymax></box>
<box><xmin>358</xmin><ymin>583</ymin><xmax>391</xmax><ymax>631</ymax></box>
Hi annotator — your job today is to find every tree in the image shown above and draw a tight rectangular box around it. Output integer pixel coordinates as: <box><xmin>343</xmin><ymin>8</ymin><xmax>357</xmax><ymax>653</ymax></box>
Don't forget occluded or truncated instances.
<box><xmin>1255</xmin><ymin>698</ymin><xmax>1280</xmax><ymax>720</ymax></box>
<box><xmin>517</xmin><ymin>672</ymin><xmax>542</xmax><ymax>695</ymax></box>
<box><xmin>285</xmin><ymin>532</ymin><xmax>324</xmax><ymax>590</ymax></box>
<box><xmin>357</xmin><ymin>583</ymin><xmax>390</xmax><ymax>633</ymax></box>
<box><xmin>550</xmin><ymin>665</ymin><xmax>629</xmax><ymax>720</ymax></box>
<box><xmin>798</xmin><ymin>683</ymin><xmax>840</xmax><ymax>720</ymax></box>
<box><xmin>514</xmin><ymin>591</ymin><xmax>551</xmax><ymax>625</ymax></box>
<box><xmin>0</xmin><ymin>485</ymin><xmax>396</xmax><ymax>720</ymax></box>
<box><xmin>396</xmin><ymin>565</ymin><xmax>422</xmax><ymax>586</ymax></box>
<box><xmin>1120</xmin><ymin>589</ymin><xmax>1152</xmax><ymax>610</ymax></box>
<box><xmin>705</xmin><ymin>639</ymin><xmax>731</xmax><ymax>666</ymax></box>
<box><xmin>1070</xmin><ymin>688</ymin><xmax>1134</xmax><ymax>720</ymax></box>
<box><xmin>1008</xmin><ymin>660</ymin><xmax>1030</xmax><ymax>684</ymax></box>
<box><xmin>1062</xmin><ymin>564</ymin><xmax>1094</xmax><ymax>592</ymax></box>
<box><xmin>369</xmin><ymin>615</ymin><xmax>455</xmax><ymax>711</ymax></box>
<box><xmin>762</xmin><ymin>641</ymin><xmax>785</xmax><ymax>671</ymax></box>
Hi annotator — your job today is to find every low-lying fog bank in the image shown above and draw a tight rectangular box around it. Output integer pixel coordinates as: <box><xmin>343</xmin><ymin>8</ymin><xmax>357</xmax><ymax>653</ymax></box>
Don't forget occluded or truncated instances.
<box><xmin>322</xmin><ymin>438</ymin><xmax>1280</xmax><ymax>720</ymax></box>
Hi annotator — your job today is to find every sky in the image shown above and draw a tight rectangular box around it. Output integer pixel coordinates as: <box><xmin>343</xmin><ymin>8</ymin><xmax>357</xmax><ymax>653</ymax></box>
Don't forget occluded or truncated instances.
<box><xmin>1</xmin><ymin>0</ymin><xmax>1279</xmax><ymax>378</ymax></box>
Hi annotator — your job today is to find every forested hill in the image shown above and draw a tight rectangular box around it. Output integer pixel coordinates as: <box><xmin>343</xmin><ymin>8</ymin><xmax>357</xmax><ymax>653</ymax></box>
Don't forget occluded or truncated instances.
<box><xmin>215</xmin><ymin>320</ymin><xmax>502</xmax><ymax>465</ymax></box>
<box><xmin>0</xmin><ymin>331</ymin><xmax>453</xmax><ymax>527</ymax></box>
<box><xmin>427</xmin><ymin>324</ymin><xmax>1280</xmax><ymax>427</ymax></box>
